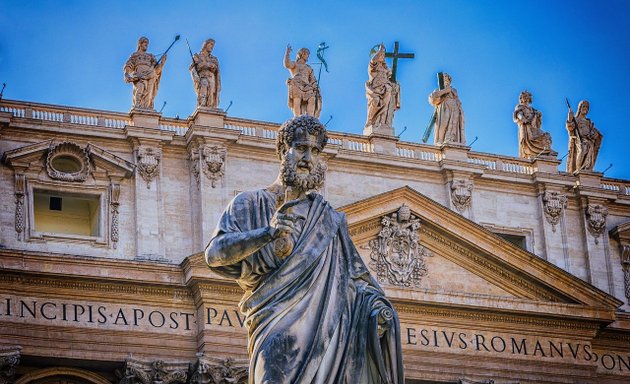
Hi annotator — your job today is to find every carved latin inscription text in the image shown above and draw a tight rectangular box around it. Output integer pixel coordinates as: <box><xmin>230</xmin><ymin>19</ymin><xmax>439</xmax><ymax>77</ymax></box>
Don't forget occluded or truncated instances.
<box><xmin>369</xmin><ymin>204</ymin><xmax>430</xmax><ymax>287</ymax></box>
<box><xmin>542</xmin><ymin>191</ymin><xmax>567</xmax><ymax>232</ymax></box>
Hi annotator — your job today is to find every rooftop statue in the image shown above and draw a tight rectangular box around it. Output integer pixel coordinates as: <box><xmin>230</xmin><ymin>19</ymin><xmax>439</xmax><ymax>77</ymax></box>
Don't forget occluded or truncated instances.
<box><xmin>190</xmin><ymin>39</ymin><xmax>221</xmax><ymax>109</ymax></box>
<box><xmin>513</xmin><ymin>90</ymin><xmax>556</xmax><ymax>159</ymax></box>
<box><xmin>205</xmin><ymin>115</ymin><xmax>404</xmax><ymax>384</ymax></box>
<box><xmin>427</xmin><ymin>72</ymin><xmax>465</xmax><ymax>145</ymax></box>
<box><xmin>365</xmin><ymin>44</ymin><xmax>400</xmax><ymax>134</ymax></box>
<box><xmin>284</xmin><ymin>45</ymin><xmax>322</xmax><ymax>118</ymax></box>
<box><xmin>124</xmin><ymin>37</ymin><xmax>167</xmax><ymax>111</ymax></box>
<box><xmin>566</xmin><ymin>100</ymin><xmax>602</xmax><ymax>173</ymax></box>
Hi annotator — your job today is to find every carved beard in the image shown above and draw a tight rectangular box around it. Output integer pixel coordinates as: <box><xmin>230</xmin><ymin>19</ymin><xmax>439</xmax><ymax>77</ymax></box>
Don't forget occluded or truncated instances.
<box><xmin>280</xmin><ymin>152</ymin><xmax>326</xmax><ymax>193</ymax></box>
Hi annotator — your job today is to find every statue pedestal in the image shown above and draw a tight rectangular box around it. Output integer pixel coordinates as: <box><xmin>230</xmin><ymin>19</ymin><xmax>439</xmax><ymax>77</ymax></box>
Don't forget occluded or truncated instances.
<box><xmin>368</xmin><ymin>133</ymin><xmax>399</xmax><ymax>156</ymax></box>
<box><xmin>129</xmin><ymin>108</ymin><xmax>161</xmax><ymax>129</ymax></box>
<box><xmin>363</xmin><ymin>123</ymin><xmax>394</xmax><ymax>137</ymax></box>
<box><xmin>575</xmin><ymin>170</ymin><xmax>604</xmax><ymax>188</ymax></box>
<box><xmin>532</xmin><ymin>155</ymin><xmax>561</xmax><ymax>174</ymax></box>
<box><xmin>440</xmin><ymin>143</ymin><xmax>470</xmax><ymax>162</ymax></box>
<box><xmin>191</xmin><ymin>107</ymin><xmax>225</xmax><ymax>128</ymax></box>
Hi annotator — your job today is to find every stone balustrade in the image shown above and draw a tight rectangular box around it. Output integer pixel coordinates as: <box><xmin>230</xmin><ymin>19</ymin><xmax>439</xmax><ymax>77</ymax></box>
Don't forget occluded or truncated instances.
<box><xmin>1</xmin><ymin>98</ymin><xmax>628</xmax><ymax>196</ymax></box>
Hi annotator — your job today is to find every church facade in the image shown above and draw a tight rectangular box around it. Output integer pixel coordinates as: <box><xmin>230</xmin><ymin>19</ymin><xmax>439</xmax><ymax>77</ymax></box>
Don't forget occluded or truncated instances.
<box><xmin>1</xmin><ymin>98</ymin><xmax>629</xmax><ymax>384</ymax></box>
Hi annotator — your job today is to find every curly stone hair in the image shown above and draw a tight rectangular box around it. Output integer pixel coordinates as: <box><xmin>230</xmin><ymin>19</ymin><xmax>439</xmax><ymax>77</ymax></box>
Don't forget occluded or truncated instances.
<box><xmin>276</xmin><ymin>115</ymin><xmax>328</xmax><ymax>160</ymax></box>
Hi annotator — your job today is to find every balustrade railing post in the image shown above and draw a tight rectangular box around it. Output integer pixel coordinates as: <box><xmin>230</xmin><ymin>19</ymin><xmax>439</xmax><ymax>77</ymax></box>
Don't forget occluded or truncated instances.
<box><xmin>24</xmin><ymin>107</ymin><xmax>33</xmax><ymax>119</ymax></box>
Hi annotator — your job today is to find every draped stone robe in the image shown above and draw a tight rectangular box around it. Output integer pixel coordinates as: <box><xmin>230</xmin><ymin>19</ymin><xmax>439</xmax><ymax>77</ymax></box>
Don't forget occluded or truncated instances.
<box><xmin>208</xmin><ymin>190</ymin><xmax>404</xmax><ymax>384</ymax></box>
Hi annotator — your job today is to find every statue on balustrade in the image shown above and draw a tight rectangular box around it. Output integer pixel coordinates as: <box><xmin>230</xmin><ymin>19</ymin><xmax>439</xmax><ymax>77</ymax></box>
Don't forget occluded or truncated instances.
<box><xmin>513</xmin><ymin>90</ymin><xmax>556</xmax><ymax>159</ymax></box>
<box><xmin>428</xmin><ymin>72</ymin><xmax>465</xmax><ymax>145</ymax></box>
<box><xmin>205</xmin><ymin>115</ymin><xmax>404</xmax><ymax>384</ymax></box>
<box><xmin>284</xmin><ymin>45</ymin><xmax>322</xmax><ymax>118</ymax></box>
<box><xmin>365</xmin><ymin>44</ymin><xmax>400</xmax><ymax>133</ymax></box>
<box><xmin>566</xmin><ymin>100</ymin><xmax>602</xmax><ymax>173</ymax></box>
<box><xmin>190</xmin><ymin>38</ymin><xmax>221</xmax><ymax>109</ymax></box>
<box><xmin>124</xmin><ymin>37</ymin><xmax>167</xmax><ymax>111</ymax></box>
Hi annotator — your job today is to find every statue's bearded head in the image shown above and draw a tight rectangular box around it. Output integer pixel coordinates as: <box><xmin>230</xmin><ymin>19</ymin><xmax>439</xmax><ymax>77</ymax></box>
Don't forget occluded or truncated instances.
<box><xmin>577</xmin><ymin>100</ymin><xmax>590</xmax><ymax>116</ymax></box>
<box><xmin>137</xmin><ymin>37</ymin><xmax>149</xmax><ymax>52</ymax></box>
<box><xmin>519</xmin><ymin>90</ymin><xmax>532</xmax><ymax>105</ymax></box>
<box><xmin>277</xmin><ymin>115</ymin><xmax>328</xmax><ymax>193</ymax></box>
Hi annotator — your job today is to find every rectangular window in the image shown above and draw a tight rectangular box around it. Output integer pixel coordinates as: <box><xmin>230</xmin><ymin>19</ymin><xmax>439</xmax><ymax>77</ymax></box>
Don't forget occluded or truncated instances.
<box><xmin>33</xmin><ymin>190</ymin><xmax>101</xmax><ymax>237</ymax></box>
<box><xmin>496</xmin><ymin>233</ymin><xmax>527</xmax><ymax>250</ymax></box>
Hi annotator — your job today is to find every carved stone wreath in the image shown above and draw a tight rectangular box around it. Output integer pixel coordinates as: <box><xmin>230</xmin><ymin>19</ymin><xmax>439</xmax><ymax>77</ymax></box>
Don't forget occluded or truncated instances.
<box><xmin>542</xmin><ymin>191</ymin><xmax>567</xmax><ymax>232</ymax></box>
<box><xmin>46</xmin><ymin>141</ymin><xmax>91</xmax><ymax>182</ymax></box>
<box><xmin>450</xmin><ymin>179</ymin><xmax>473</xmax><ymax>212</ymax></box>
<box><xmin>585</xmin><ymin>203</ymin><xmax>608</xmax><ymax>244</ymax></box>
<box><xmin>369</xmin><ymin>204</ymin><xmax>431</xmax><ymax>287</ymax></box>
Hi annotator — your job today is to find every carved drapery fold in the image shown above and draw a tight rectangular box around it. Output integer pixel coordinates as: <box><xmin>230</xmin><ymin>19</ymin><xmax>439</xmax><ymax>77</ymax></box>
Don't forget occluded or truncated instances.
<box><xmin>110</xmin><ymin>184</ymin><xmax>121</xmax><ymax>248</ymax></box>
<box><xmin>542</xmin><ymin>191</ymin><xmax>567</xmax><ymax>232</ymax></box>
<box><xmin>14</xmin><ymin>174</ymin><xmax>25</xmax><ymax>239</ymax></box>
<box><xmin>0</xmin><ymin>346</ymin><xmax>21</xmax><ymax>384</ymax></box>
<box><xmin>369</xmin><ymin>204</ymin><xmax>431</xmax><ymax>287</ymax></box>
<box><xmin>136</xmin><ymin>146</ymin><xmax>162</xmax><ymax>188</ymax></box>
<box><xmin>190</xmin><ymin>354</ymin><xmax>248</xmax><ymax>384</ymax></box>
<box><xmin>585</xmin><ymin>203</ymin><xmax>608</xmax><ymax>244</ymax></box>
<box><xmin>450</xmin><ymin>178</ymin><xmax>473</xmax><ymax>212</ymax></box>
<box><xmin>116</xmin><ymin>359</ymin><xmax>187</xmax><ymax>384</ymax></box>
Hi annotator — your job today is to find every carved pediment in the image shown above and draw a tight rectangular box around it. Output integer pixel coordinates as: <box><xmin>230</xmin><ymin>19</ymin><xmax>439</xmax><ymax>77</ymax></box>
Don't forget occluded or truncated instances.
<box><xmin>2</xmin><ymin>140</ymin><xmax>134</xmax><ymax>180</ymax></box>
<box><xmin>340</xmin><ymin>186</ymin><xmax>622</xmax><ymax>319</ymax></box>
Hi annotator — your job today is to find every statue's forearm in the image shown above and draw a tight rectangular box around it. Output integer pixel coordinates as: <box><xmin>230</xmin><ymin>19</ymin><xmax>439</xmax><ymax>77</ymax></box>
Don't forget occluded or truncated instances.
<box><xmin>205</xmin><ymin>227</ymin><xmax>275</xmax><ymax>267</ymax></box>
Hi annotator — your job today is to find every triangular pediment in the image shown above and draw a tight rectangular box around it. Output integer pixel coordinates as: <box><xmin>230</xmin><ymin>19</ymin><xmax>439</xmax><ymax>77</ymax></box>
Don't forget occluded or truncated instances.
<box><xmin>2</xmin><ymin>140</ymin><xmax>134</xmax><ymax>179</ymax></box>
<box><xmin>340</xmin><ymin>186</ymin><xmax>622</xmax><ymax>323</ymax></box>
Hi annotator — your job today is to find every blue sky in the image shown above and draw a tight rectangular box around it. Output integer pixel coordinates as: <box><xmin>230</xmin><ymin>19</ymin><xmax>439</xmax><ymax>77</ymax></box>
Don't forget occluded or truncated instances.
<box><xmin>1</xmin><ymin>0</ymin><xmax>628</xmax><ymax>178</ymax></box>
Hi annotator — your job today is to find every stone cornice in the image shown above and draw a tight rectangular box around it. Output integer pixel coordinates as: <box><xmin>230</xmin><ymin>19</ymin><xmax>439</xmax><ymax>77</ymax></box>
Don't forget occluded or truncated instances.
<box><xmin>340</xmin><ymin>186</ymin><xmax>624</xmax><ymax>310</ymax></box>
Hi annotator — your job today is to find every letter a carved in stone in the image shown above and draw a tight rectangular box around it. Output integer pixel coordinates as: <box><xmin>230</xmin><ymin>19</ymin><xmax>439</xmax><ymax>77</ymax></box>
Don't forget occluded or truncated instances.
<box><xmin>542</xmin><ymin>191</ymin><xmax>567</xmax><ymax>232</ymax></box>
<box><xmin>369</xmin><ymin>204</ymin><xmax>431</xmax><ymax>287</ymax></box>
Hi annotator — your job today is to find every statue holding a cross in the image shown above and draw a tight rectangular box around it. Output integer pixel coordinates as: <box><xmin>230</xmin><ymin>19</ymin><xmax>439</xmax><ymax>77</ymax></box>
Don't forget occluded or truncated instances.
<box><xmin>364</xmin><ymin>42</ymin><xmax>414</xmax><ymax>136</ymax></box>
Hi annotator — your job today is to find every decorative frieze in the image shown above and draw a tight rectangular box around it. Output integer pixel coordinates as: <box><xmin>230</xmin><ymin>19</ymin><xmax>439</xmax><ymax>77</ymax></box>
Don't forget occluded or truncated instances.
<box><xmin>116</xmin><ymin>359</ymin><xmax>187</xmax><ymax>384</ymax></box>
<box><xmin>14</xmin><ymin>174</ymin><xmax>25</xmax><ymax>239</ymax></box>
<box><xmin>450</xmin><ymin>178</ymin><xmax>473</xmax><ymax>212</ymax></box>
<box><xmin>369</xmin><ymin>204</ymin><xmax>430</xmax><ymax>287</ymax></box>
<box><xmin>0</xmin><ymin>346</ymin><xmax>21</xmax><ymax>384</ymax></box>
<box><xmin>585</xmin><ymin>203</ymin><xmax>608</xmax><ymax>244</ymax></box>
<box><xmin>542</xmin><ymin>191</ymin><xmax>567</xmax><ymax>232</ymax></box>
<box><xmin>110</xmin><ymin>184</ymin><xmax>121</xmax><ymax>248</ymax></box>
<box><xmin>621</xmin><ymin>245</ymin><xmax>630</xmax><ymax>299</ymax></box>
<box><xmin>190</xmin><ymin>354</ymin><xmax>248</xmax><ymax>384</ymax></box>
<box><xmin>46</xmin><ymin>141</ymin><xmax>91</xmax><ymax>182</ymax></box>
<box><xmin>136</xmin><ymin>145</ymin><xmax>162</xmax><ymax>187</ymax></box>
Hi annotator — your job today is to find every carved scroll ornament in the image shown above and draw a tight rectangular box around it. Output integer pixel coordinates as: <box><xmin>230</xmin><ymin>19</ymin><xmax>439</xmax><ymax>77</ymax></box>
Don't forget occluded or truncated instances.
<box><xmin>542</xmin><ymin>191</ymin><xmax>567</xmax><ymax>232</ymax></box>
<box><xmin>0</xmin><ymin>346</ymin><xmax>21</xmax><ymax>384</ymax></box>
<box><xmin>369</xmin><ymin>204</ymin><xmax>431</xmax><ymax>287</ymax></box>
<box><xmin>14</xmin><ymin>174</ymin><xmax>25</xmax><ymax>239</ymax></box>
<box><xmin>136</xmin><ymin>146</ymin><xmax>162</xmax><ymax>187</ymax></box>
<box><xmin>110</xmin><ymin>184</ymin><xmax>121</xmax><ymax>248</ymax></box>
<box><xmin>201</xmin><ymin>145</ymin><xmax>227</xmax><ymax>188</ymax></box>
<box><xmin>585</xmin><ymin>203</ymin><xmax>608</xmax><ymax>244</ymax></box>
<box><xmin>116</xmin><ymin>359</ymin><xmax>187</xmax><ymax>384</ymax></box>
<box><xmin>450</xmin><ymin>179</ymin><xmax>473</xmax><ymax>212</ymax></box>
<box><xmin>190</xmin><ymin>354</ymin><xmax>248</xmax><ymax>384</ymax></box>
